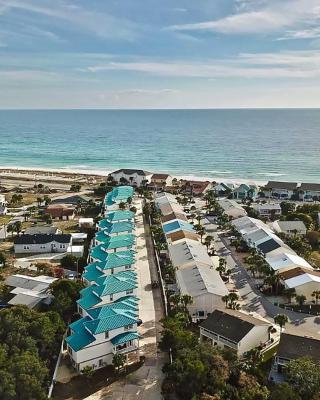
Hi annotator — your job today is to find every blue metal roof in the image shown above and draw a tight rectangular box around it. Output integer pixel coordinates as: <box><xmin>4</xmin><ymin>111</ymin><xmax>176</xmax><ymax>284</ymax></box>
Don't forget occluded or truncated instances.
<box><xmin>85</xmin><ymin>311</ymin><xmax>137</xmax><ymax>335</ymax></box>
<box><xmin>98</xmin><ymin>219</ymin><xmax>134</xmax><ymax>234</ymax></box>
<box><xmin>66</xmin><ymin>319</ymin><xmax>96</xmax><ymax>352</ymax></box>
<box><xmin>95</xmin><ymin>233</ymin><xmax>136</xmax><ymax>249</ymax></box>
<box><xmin>162</xmin><ymin>219</ymin><xmax>195</xmax><ymax>234</ymax></box>
<box><xmin>94</xmin><ymin>271</ymin><xmax>137</xmax><ymax>296</ymax></box>
<box><xmin>106</xmin><ymin>210</ymin><xmax>135</xmax><ymax>222</ymax></box>
<box><xmin>104</xmin><ymin>186</ymin><xmax>134</xmax><ymax>207</ymax></box>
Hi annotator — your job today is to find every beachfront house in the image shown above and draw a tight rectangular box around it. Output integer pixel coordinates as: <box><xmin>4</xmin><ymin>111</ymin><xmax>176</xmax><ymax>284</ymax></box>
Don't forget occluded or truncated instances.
<box><xmin>14</xmin><ymin>233</ymin><xmax>72</xmax><ymax>255</ymax></box>
<box><xmin>82</xmin><ymin>250</ymin><xmax>136</xmax><ymax>285</ymax></box>
<box><xmin>252</xmin><ymin>203</ymin><xmax>281</xmax><ymax>219</ymax></box>
<box><xmin>298</xmin><ymin>183</ymin><xmax>320</xmax><ymax>202</ymax></box>
<box><xmin>150</xmin><ymin>173</ymin><xmax>173</xmax><ymax>190</ymax></box>
<box><xmin>108</xmin><ymin>169</ymin><xmax>153</xmax><ymax>187</ymax></box>
<box><xmin>66</xmin><ymin>296</ymin><xmax>140</xmax><ymax>372</ymax></box>
<box><xmin>211</xmin><ymin>182</ymin><xmax>234</xmax><ymax>197</ymax></box>
<box><xmin>262</xmin><ymin>181</ymin><xmax>298</xmax><ymax>200</ymax></box>
<box><xmin>270</xmin><ymin>333</ymin><xmax>320</xmax><ymax>380</ymax></box>
<box><xmin>104</xmin><ymin>186</ymin><xmax>134</xmax><ymax>211</ymax></box>
<box><xmin>181</xmin><ymin>180</ymin><xmax>212</xmax><ymax>196</ymax></box>
<box><xmin>232</xmin><ymin>184</ymin><xmax>258</xmax><ymax>200</ymax></box>
<box><xmin>200</xmin><ymin>309</ymin><xmax>272</xmax><ymax>357</ymax></box>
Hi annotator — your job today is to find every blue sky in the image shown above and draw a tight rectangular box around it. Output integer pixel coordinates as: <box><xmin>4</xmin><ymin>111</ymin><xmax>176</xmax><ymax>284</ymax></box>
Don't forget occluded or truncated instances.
<box><xmin>1</xmin><ymin>0</ymin><xmax>320</xmax><ymax>108</ymax></box>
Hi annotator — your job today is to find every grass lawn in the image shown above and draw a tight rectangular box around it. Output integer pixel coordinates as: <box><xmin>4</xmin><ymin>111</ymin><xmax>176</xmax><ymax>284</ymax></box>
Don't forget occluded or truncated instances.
<box><xmin>0</xmin><ymin>215</ymin><xmax>11</xmax><ymax>226</ymax></box>
<box><xmin>53</xmin><ymin>220</ymin><xmax>79</xmax><ymax>233</ymax></box>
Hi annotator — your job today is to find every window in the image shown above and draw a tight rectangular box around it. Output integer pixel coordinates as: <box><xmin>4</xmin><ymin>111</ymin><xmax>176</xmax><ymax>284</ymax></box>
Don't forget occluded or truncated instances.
<box><xmin>126</xmin><ymin>289</ymin><xmax>133</xmax><ymax>295</ymax></box>
<box><xmin>23</xmin><ymin>245</ymin><xmax>30</xmax><ymax>250</ymax></box>
<box><xmin>105</xmin><ymin>331</ymin><xmax>109</xmax><ymax>339</ymax></box>
<box><xmin>59</xmin><ymin>244</ymin><xmax>65</xmax><ymax>249</ymax></box>
<box><xmin>99</xmin><ymin>359</ymin><xmax>103</xmax><ymax>367</ymax></box>
<box><xmin>110</xmin><ymin>295</ymin><xmax>113</xmax><ymax>301</ymax></box>
<box><xmin>125</xmin><ymin>324</ymin><xmax>133</xmax><ymax>331</ymax></box>
<box><xmin>125</xmin><ymin>265</ymin><xmax>130</xmax><ymax>270</ymax></box>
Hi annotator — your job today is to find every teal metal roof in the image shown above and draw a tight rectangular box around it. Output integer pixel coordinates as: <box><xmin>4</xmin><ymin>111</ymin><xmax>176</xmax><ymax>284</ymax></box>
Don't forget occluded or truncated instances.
<box><xmin>94</xmin><ymin>271</ymin><xmax>137</xmax><ymax>296</ymax></box>
<box><xmin>111</xmin><ymin>332</ymin><xmax>140</xmax><ymax>346</ymax></box>
<box><xmin>82</xmin><ymin>263</ymin><xmax>104</xmax><ymax>282</ymax></box>
<box><xmin>106</xmin><ymin>210</ymin><xmax>135</xmax><ymax>222</ymax></box>
<box><xmin>77</xmin><ymin>285</ymin><xmax>101</xmax><ymax>309</ymax></box>
<box><xmin>91</xmin><ymin>245</ymin><xmax>136</xmax><ymax>264</ymax></box>
<box><xmin>90</xmin><ymin>244</ymin><xmax>107</xmax><ymax>262</ymax></box>
<box><xmin>97</xmin><ymin>233</ymin><xmax>135</xmax><ymax>249</ymax></box>
<box><xmin>104</xmin><ymin>186</ymin><xmax>134</xmax><ymax>206</ymax></box>
<box><xmin>98</xmin><ymin>219</ymin><xmax>134</xmax><ymax>234</ymax></box>
<box><xmin>66</xmin><ymin>318</ymin><xmax>96</xmax><ymax>351</ymax></box>
<box><xmin>87</xmin><ymin>297</ymin><xmax>138</xmax><ymax>320</ymax></box>
<box><xmin>84</xmin><ymin>311</ymin><xmax>137</xmax><ymax>334</ymax></box>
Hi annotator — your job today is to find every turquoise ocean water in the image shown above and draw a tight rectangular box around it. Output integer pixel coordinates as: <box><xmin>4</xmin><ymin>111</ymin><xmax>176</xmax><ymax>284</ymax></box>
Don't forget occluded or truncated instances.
<box><xmin>0</xmin><ymin>109</ymin><xmax>319</xmax><ymax>183</ymax></box>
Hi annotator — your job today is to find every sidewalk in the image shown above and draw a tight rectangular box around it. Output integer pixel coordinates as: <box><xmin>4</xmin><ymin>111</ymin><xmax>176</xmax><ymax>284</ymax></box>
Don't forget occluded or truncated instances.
<box><xmin>85</xmin><ymin>197</ymin><xmax>165</xmax><ymax>400</ymax></box>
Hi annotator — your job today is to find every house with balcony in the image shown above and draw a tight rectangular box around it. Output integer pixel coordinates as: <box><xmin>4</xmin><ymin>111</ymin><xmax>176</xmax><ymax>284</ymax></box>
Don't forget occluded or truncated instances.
<box><xmin>298</xmin><ymin>183</ymin><xmax>320</xmax><ymax>201</ymax></box>
<box><xmin>104</xmin><ymin>186</ymin><xmax>134</xmax><ymax>211</ymax></box>
<box><xmin>263</xmin><ymin>181</ymin><xmax>298</xmax><ymax>200</ymax></box>
<box><xmin>105</xmin><ymin>210</ymin><xmax>135</xmax><ymax>222</ymax></box>
<box><xmin>270</xmin><ymin>333</ymin><xmax>320</xmax><ymax>381</ymax></box>
<box><xmin>108</xmin><ymin>169</ymin><xmax>153</xmax><ymax>187</ymax></box>
<box><xmin>200</xmin><ymin>308</ymin><xmax>272</xmax><ymax>356</ymax></box>
<box><xmin>252</xmin><ymin>203</ymin><xmax>282</xmax><ymax>219</ymax></box>
<box><xmin>77</xmin><ymin>270</ymin><xmax>138</xmax><ymax>312</ymax></box>
<box><xmin>150</xmin><ymin>173</ymin><xmax>173</xmax><ymax>190</ymax></box>
<box><xmin>66</xmin><ymin>296</ymin><xmax>140</xmax><ymax>372</ymax></box>
<box><xmin>82</xmin><ymin>250</ymin><xmax>136</xmax><ymax>285</ymax></box>
<box><xmin>232</xmin><ymin>184</ymin><xmax>258</xmax><ymax>200</ymax></box>
<box><xmin>211</xmin><ymin>182</ymin><xmax>234</xmax><ymax>197</ymax></box>
<box><xmin>97</xmin><ymin>219</ymin><xmax>134</xmax><ymax>236</ymax></box>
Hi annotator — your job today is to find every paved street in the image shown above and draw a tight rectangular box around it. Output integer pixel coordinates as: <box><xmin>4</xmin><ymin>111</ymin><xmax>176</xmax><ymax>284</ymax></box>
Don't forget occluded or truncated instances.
<box><xmin>202</xmin><ymin>218</ymin><xmax>320</xmax><ymax>338</ymax></box>
<box><xmin>85</xmin><ymin>198</ymin><xmax>165</xmax><ymax>400</ymax></box>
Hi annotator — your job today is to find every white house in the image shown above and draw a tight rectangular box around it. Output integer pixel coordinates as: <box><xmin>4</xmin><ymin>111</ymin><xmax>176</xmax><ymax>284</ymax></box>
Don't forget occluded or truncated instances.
<box><xmin>279</xmin><ymin>267</ymin><xmax>320</xmax><ymax>302</ymax></box>
<box><xmin>150</xmin><ymin>173</ymin><xmax>173</xmax><ymax>189</ymax></box>
<box><xmin>176</xmin><ymin>260</ymin><xmax>229</xmax><ymax>321</ymax></box>
<box><xmin>298</xmin><ymin>183</ymin><xmax>320</xmax><ymax>201</ymax></box>
<box><xmin>168</xmin><ymin>239</ymin><xmax>213</xmax><ymax>269</ymax></box>
<box><xmin>14</xmin><ymin>233</ymin><xmax>72</xmax><ymax>255</ymax></box>
<box><xmin>271</xmin><ymin>220</ymin><xmax>307</xmax><ymax>236</ymax></box>
<box><xmin>66</xmin><ymin>297</ymin><xmax>140</xmax><ymax>372</ymax></box>
<box><xmin>217</xmin><ymin>199</ymin><xmax>247</xmax><ymax>219</ymax></box>
<box><xmin>263</xmin><ymin>181</ymin><xmax>298</xmax><ymax>200</ymax></box>
<box><xmin>252</xmin><ymin>203</ymin><xmax>281</xmax><ymax>219</ymax></box>
<box><xmin>266</xmin><ymin>252</ymin><xmax>313</xmax><ymax>274</ymax></box>
<box><xmin>0</xmin><ymin>193</ymin><xmax>8</xmax><ymax>215</ymax></box>
<box><xmin>108</xmin><ymin>169</ymin><xmax>153</xmax><ymax>187</ymax></box>
<box><xmin>200</xmin><ymin>308</ymin><xmax>272</xmax><ymax>356</ymax></box>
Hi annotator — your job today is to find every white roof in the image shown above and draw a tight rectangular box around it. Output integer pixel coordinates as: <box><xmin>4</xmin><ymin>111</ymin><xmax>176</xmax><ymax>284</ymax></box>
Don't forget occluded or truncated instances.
<box><xmin>71</xmin><ymin>233</ymin><xmax>88</xmax><ymax>240</ymax></box>
<box><xmin>79</xmin><ymin>218</ymin><xmax>94</xmax><ymax>223</ymax></box>
<box><xmin>244</xmin><ymin>227</ymin><xmax>273</xmax><ymax>245</ymax></box>
<box><xmin>218</xmin><ymin>199</ymin><xmax>247</xmax><ymax>217</ymax></box>
<box><xmin>232</xmin><ymin>216</ymin><xmax>265</xmax><ymax>230</ymax></box>
<box><xmin>9</xmin><ymin>294</ymin><xmax>43</xmax><ymax>308</ymax></box>
<box><xmin>155</xmin><ymin>192</ymin><xmax>178</xmax><ymax>206</ymax></box>
<box><xmin>266</xmin><ymin>252</ymin><xmax>313</xmax><ymax>272</ymax></box>
<box><xmin>176</xmin><ymin>262</ymin><xmax>229</xmax><ymax>298</ymax></box>
<box><xmin>272</xmin><ymin>220</ymin><xmax>306</xmax><ymax>233</ymax></box>
<box><xmin>5</xmin><ymin>274</ymin><xmax>57</xmax><ymax>290</ymax></box>
<box><xmin>168</xmin><ymin>240</ymin><xmax>212</xmax><ymax>268</ymax></box>
<box><xmin>252</xmin><ymin>203</ymin><xmax>281</xmax><ymax>211</ymax></box>
<box><xmin>285</xmin><ymin>273</ymin><xmax>320</xmax><ymax>288</ymax></box>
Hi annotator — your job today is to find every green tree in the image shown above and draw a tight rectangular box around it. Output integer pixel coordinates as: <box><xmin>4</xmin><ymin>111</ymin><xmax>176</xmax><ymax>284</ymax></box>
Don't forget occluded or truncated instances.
<box><xmin>283</xmin><ymin>288</ymin><xmax>296</xmax><ymax>304</ymax></box>
<box><xmin>112</xmin><ymin>353</ymin><xmax>126</xmax><ymax>374</ymax></box>
<box><xmin>119</xmin><ymin>201</ymin><xmax>126</xmax><ymax>210</ymax></box>
<box><xmin>286</xmin><ymin>357</ymin><xmax>320</xmax><ymax>399</ymax></box>
<box><xmin>295</xmin><ymin>294</ymin><xmax>306</xmax><ymax>306</ymax></box>
<box><xmin>60</xmin><ymin>254</ymin><xmax>77</xmax><ymax>270</ymax></box>
<box><xmin>70</xmin><ymin>183</ymin><xmax>81</xmax><ymax>192</ymax></box>
<box><xmin>269</xmin><ymin>382</ymin><xmax>301</xmax><ymax>400</ymax></box>
<box><xmin>50</xmin><ymin>279</ymin><xmax>84</xmax><ymax>321</ymax></box>
<box><xmin>14</xmin><ymin>221</ymin><xmax>22</xmax><ymax>234</ymax></box>
<box><xmin>81</xmin><ymin>365</ymin><xmax>95</xmax><ymax>378</ymax></box>
<box><xmin>204</xmin><ymin>235</ymin><xmax>213</xmax><ymax>251</ymax></box>
<box><xmin>274</xmin><ymin>314</ymin><xmax>288</xmax><ymax>329</ymax></box>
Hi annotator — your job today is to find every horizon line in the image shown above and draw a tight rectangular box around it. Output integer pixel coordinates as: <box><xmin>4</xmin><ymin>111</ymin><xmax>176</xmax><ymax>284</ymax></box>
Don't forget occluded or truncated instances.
<box><xmin>0</xmin><ymin>107</ymin><xmax>320</xmax><ymax>111</ymax></box>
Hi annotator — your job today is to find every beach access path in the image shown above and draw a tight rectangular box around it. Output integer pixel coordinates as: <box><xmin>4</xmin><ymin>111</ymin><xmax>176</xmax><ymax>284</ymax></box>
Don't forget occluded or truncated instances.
<box><xmin>85</xmin><ymin>197</ymin><xmax>165</xmax><ymax>400</ymax></box>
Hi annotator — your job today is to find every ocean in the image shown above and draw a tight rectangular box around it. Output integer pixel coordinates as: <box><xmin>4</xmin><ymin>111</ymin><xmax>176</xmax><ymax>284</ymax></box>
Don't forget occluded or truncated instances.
<box><xmin>0</xmin><ymin>109</ymin><xmax>319</xmax><ymax>183</ymax></box>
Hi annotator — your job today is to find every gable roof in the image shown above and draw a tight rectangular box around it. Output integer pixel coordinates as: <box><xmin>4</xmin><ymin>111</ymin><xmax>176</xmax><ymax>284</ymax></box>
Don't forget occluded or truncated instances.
<box><xmin>98</xmin><ymin>219</ymin><xmax>134</xmax><ymax>234</ymax></box>
<box><xmin>168</xmin><ymin>240</ymin><xmax>212</xmax><ymax>267</ymax></box>
<box><xmin>273</xmin><ymin>220</ymin><xmax>306</xmax><ymax>233</ymax></box>
<box><xmin>266</xmin><ymin>252</ymin><xmax>313</xmax><ymax>272</ymax></box>
<box><xmin>161</xmin><ymin>212</ymin><xmax>188</xmax><ymax>223</ymax></box>
<box><xmin>104</xmin><ymin>186</ymin><xmax>134</xmax><ymax>206</ymax></box>
<box><xmin>281</xmin><ymin>268</ymin><xmax>320</xmax><ymax>288</ymax></box>
<box><xmin>166</xmin><ymin>230</ymin><xmax>199</xmax><ymax>243</ymax></box>
<box><xmin>93</xmin><ymin>271</ymin><xmax>137</xmax><ymax>296</ymax></box>
<box><xmin>151</xmin><ymin>173</ymin><xmax>170</xmax><ymax>180</ymax></box>
<box><xmin>279</xmin><ymin>266</ymin><xmax>320</xmax><ymax>281</ymax></box>
<box><xmin>106</xmin><ymin>210</ymin><xmax>135</xmax><ymax>222</ymax></box>
<box><xmin>14</xmin><ymin>233</ymin><xmax>71</xmax><ymax>245</ymax></box>
<box><xmin>264</xmin><ymin>181</ymin><xmax>298</xmax><ymax>190</ymax></box>
<box><xmin>111</xmin><ymin>169</ymin><xmax>152</xmax><ymax>176</ymax></box>
<box><xmin>277</xmin><ymin>333</ymin><xmax>320</xmax><ymax>361</ymax></box>
<box><xmin>96</xmin><ymin>233</ymin><xmax>135</xmax><ymax>249</ymax></box>
<box><xmin>299</xmin><ymin>183</ymin><xmax>320</xmax><ymax>192</ymax></box>
<box><xmin>200</xmin><ymin>309</ymin><xmax>270</xmax><ymax>343</ymax></box>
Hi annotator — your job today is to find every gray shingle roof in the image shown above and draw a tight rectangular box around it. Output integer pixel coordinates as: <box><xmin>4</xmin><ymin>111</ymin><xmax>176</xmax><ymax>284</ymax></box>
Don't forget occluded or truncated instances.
<box><xmin>299</xmin><ymin>183</ymin><xmax>320</xmax><ymax>192</ymax></box>
<box><xmin>14</xmin><ymin>234</ymin><xmax>71</xmax><ymax>245</ymax></box>
<box><xmin>277</xmin><ymin>333</ymin><xmax>320</xmax><ymax>361</ymax></box>
<box><xmin>200</xmin><ymin>309</ymin><xmax>269</xmax><ymax>343</ymax></box>
<box><xmin>264</xmin><ymin>181</ymin><xmax>298</xmax><ymax>190</ymax></box>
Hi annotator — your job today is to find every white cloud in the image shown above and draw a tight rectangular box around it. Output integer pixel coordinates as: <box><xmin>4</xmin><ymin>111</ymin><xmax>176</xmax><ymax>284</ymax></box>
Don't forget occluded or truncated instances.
<box><xmin>278</xmin><ymin>27</ymin><xmax>320</xmax><ymax>40</ymax></box>
<box><xmin>0</xmin><ymin>0</ymin><xmax>140</xmax><ymax>40</ymax></box>
<box><xmin>81</xmin><ymin>50</ymin><xmax>320</xmax><ymax>79</ymax></box>
<box><xmin>168</xmin><ymin>0</ymin><xmax>320</xmax><ymax>35</ymax></box>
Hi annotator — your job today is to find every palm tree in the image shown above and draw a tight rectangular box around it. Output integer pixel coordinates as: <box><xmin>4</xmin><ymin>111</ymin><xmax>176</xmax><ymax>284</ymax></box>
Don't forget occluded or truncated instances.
<box><xmin>127</xmin><ymin>197</ymin><xmax>132</xmax><ymax>207</ymax></box>
<box><xmin>119</xmin><ymin>202</ymin><xmax>126</xmax><ymax>210</ymax></box>
<box><xmin>14</xmin><ymin>221</ymin><xmax>22</xmax><ymax>235</ymax></box>
<box><xmin>295</xmin><ymin>294</ymin><xmax>306</xmax><ymax>306</ymax></box>
<box><xmin>283</xmin><ymin>288</ymin><xmax>296</xmax><ymax>304</ymax></box>
<box><xmin>6</xmin><ymin>224</ymin><xmax>14</xmax><ymax>237</ymax></box>
<box><xmin>204</xmin><ymin>235</ymin><xmax>213</xmax><ymax>251</ymax></box>
<box><xmin>180</xmin><ymin>294</ymin><xmax>193</xmax><ymax>313</ymax></box>
<box><xmin>222</xmin><ymin>294</ymin><xmax>229</xmax><ymax>308</ymax></box>
<box><xmin>312</xmin><ymin>290</ymin><xmax>320</xmax><ymax>304</ymax></box>
<box><xmin>194</xmin><ymin>225</ymin><xmax>205</xmax><ymax>243</ymax></box>
<box><xmin>170</xmin><ymin>294</ymin><xmax>181</xmax><ymax>308</ymax></box>
<box><xmin>274</xmin><ymin>314</ymin><xmax>288</xmax><ymax>330</ymax></box>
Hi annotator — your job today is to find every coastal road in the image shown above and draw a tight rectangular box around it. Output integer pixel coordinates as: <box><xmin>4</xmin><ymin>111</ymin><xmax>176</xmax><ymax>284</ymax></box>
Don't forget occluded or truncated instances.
<box><xmin>205</xmin><ymin>221</ymin><xmax>320</xmax><ymax>338</ymax></box>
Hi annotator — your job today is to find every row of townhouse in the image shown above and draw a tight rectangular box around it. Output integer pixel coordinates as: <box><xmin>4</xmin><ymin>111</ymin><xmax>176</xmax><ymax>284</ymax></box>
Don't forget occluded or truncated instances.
<box><xmin>263</xmin><ymin>181</ymin><xmax>320</xmax><ymax>201</ymax></box>
<box><xmin>232</xmin><ymin>216</ymin><xmax>319</xmax><ymax>302</ymax></box>
<box><xmin>155</xmin><ymin>192</ymin><xmax>229</xmax><ymax>322</ymax></box>
<box><xmin>66</xmin><ymin>186</ymin><xmax>141</xmax><ymax>372</ymax></box>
